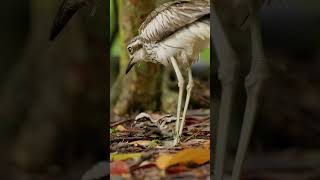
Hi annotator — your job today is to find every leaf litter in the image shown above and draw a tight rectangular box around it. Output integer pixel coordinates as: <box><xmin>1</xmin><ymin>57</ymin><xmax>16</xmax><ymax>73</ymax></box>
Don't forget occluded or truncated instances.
<box><xmin>155</xmin><ymin>148</ymin><xmax>210</xmax><ymax>170</ymax></box>
<box><xmin>110</xmin><ymin>109</ymin><xmax>210</xmax><ymax>179</ymax></box>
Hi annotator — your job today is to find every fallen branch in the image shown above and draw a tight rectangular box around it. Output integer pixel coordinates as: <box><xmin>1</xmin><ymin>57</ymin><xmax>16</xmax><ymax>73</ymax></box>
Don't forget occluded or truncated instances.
<box><xmin>110</xmin><ymin>118</ymin><xmax>133</xmax><ymax>127</ymax></box>
<box><xmin>111</xmin><ymin>136</ymin><xmax>167</xmax><ymax>142</ymax></box>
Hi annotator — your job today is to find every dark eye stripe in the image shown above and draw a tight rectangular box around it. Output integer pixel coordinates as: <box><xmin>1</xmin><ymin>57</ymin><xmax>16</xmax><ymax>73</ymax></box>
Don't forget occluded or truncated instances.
<box><xmin>128</xmin><ymin>42</ymin><xmax>142</xmax><ymax>55</ymax></box>
<box><xmin>137</xmin><ymin>43</ymin><xmax>142</xmax><ymax>49</ymax></box>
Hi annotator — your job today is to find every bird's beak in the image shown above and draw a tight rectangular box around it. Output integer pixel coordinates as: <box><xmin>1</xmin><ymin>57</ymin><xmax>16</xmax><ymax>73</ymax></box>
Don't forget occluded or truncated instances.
<box><xmin>125</xmin><ymin>59</ymin><xmax>136</xmax><ymax>74</ymax></box>
<box><xmin>50</xmin><ymin>0</ymin><xmax>89</xmax><ymax>41</ymax></box>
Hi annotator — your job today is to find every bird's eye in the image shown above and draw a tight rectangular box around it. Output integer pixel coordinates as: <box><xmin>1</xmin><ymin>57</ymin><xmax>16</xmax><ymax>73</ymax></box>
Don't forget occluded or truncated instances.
<box><xmin>128</xmin><ymin>47</ymin><xmax>133</xmax><ymax>54</ymax></box>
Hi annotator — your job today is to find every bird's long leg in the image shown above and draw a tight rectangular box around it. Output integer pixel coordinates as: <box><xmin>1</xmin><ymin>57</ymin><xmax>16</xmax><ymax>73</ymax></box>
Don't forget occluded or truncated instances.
<box><xmin>231</xmin><ymin>3</ymin><xmax>268</xmax><ymax>180</ymax></box>
<box><xmin>178</xmin><ymin>68</ymin><xmax>193</xmax><ymax>137</ymax></box>
<box><xmin>211</xmin><ymin>6</ymin><xmax>241</xmax><ymax>180</ymax></box>
<box><xmin>170</xmin><ymin>56</ymin><xmax>184</xmax><ymax>146</ymax></box>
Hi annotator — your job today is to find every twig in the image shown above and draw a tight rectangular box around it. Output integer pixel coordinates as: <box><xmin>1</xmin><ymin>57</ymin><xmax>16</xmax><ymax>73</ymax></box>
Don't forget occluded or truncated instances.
<box><xmin>111</xmin><ymin>136</ymin><xmax>166</xmax><ymax>142</ymax></box>
<box><xmin>130</xmin><ymin>152</ymin><xmax>154</xmax><ymax>172</ymax></box>
<box><xmin>183</xmin><ymin>128</ymin><xmax>203</xmax><ymax>143</ymax></box>
<box><xmin>110</xmin><ymin>118</ymin><xmax>133</xmax><ymax>127</ymax></box>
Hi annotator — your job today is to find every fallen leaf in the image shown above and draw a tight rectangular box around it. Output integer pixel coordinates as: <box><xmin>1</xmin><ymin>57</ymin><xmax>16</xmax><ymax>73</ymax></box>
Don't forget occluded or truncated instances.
<box><xmin>203</xmin><ymin>140</ymin><xmax>210</xmax><ymax>150</ymax></box>
<box><xmin>156</xmin><ymin>148</ymin><xmax>210</xmax><ymax>170</ymax></box>
<box><xmin>110</xmin><ymin>153</ymin><xmax>142</xmax><ymax>161</ymax></box>
<box><xmin>110</xmin><ymin>128</ymin><xmax>117</xmax><ymax>134</ymax></box>
<box><xmin>166</xmin><ymin>164</ymin><xmax>188</xmax><ymax>174</ymax></box>
<box><xmin>181</xmin><ymin>139</ymin><xmax>208</xmax><ymax>147</ymax></box>
<box><xmin>115</xmin><ymin>125</ymin><xmax>127</xmax><ymax>132</ymax></box>
<box><xmin>156</xmin><ymin>154</ymin><xmax>172</xmax><ymax>169</ymax></box>
<box><xmin>139</xmin><ymin>161</ymin><xmax>156</xmax><ymax>168</ymax></box>
<box><xmin>149</xmin><ymin>139</ymin><xmax>161</xmax><ymax>148</ymax></box>
<box><xmin>110</xmin><ymin>160</ymin><xmax>129</xmax><ymax>175</ymax></box>
<box><xmin>128</xmin><ymin>140</ymin><xmax>161</xmax><ymax>148</ymax></box>
<box><xmin>129</xmin><ymin>140</ymin><xmax>151</xmax><ymax>147</ymax></box>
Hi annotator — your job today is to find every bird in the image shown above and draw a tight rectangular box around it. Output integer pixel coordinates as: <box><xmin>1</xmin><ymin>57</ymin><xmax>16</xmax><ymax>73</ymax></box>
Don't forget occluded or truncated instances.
<box><xmin>50</xmin><ymin>0</ymin><xmax>94</xmax><ymax>41</ymax></box>
<box><xmin>211</xmin><ymin>0</ymin><xmax>269</xmax><ymax>180</ymax></box>
<box><xmin>49</xmin><ymin>0</ymin><xmax>268</xmax><ymax>179</ymax></box>
<box><xmin>125</xmin><ymin>0</ymin><xmax>210</xmax><ymax>146</ymax></box>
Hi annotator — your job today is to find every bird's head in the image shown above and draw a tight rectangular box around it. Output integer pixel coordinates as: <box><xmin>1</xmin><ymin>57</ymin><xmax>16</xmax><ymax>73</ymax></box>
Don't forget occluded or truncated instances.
<box><xmin>125</xmin><ymin>36</ymin><xmax>146</xmax><ymax>74</ymax></box>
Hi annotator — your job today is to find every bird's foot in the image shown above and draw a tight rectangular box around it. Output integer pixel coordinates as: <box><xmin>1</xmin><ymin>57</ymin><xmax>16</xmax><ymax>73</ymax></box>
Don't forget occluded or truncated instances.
<box><xmin>172</xmin><ymin>134</ymin><xmax>181</xmax><ymax>147</ymax></box>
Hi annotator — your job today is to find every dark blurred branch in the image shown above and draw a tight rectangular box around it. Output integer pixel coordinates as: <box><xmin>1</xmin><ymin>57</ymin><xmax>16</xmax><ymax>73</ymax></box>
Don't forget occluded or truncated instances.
<box><xmin>110</xmin><ymin>0</ymin><xmax>118</xmax><ymax>46</ymax></box>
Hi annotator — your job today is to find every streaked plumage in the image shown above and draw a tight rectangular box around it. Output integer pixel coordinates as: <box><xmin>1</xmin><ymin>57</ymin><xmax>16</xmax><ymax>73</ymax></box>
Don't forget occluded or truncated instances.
<box><xmin>139</xmin><ymin>0</ymin><xmax>210</xmax><ymax>43</ymax></box>
<box><xmin>147</xmin><ymin>17</ymin><xmax>209</xmax><ymax>68</ymax></box>
<box><xmin>126</xmin><ymin>0</ymin><xmax>210</xmax><ymax>73</ymax></box>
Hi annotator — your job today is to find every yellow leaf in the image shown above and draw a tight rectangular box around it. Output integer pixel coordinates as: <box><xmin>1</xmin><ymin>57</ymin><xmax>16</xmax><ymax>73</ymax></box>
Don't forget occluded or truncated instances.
<box><xmin>110</xmin><ymin>153</ymin><xmax>142</xmax><ymax>161</ymax></box>
<box><xmin>155</xmin><ymin>148</ymin><xmax>210</xmax><ymax>170</ymax></box>
<box><xmin>156</xmin><ymin>154</ymin><xmax>172</xmax><ymax>169</ymax></box>
<box><xmin>115</xmin><ymin>125</ymin><xmax>127</xmax><ymax>132</ymax></box>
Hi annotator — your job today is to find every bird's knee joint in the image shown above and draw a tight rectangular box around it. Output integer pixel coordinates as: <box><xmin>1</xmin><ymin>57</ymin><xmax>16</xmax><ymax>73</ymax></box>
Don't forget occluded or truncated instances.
<box><xmin>186</xmin><ymin>81</ymin><xmax>194</xmax><ymax>91</ymax></box>
<box><xmin>218</xmin><ymin>61</ymin><xmax>241</xmax><ymax>86</ymax></box>
<box><xmin>178</xmin><ymin>79</ymin><xmax>185</xmax><ymax>88</ymax></box>
<box><xmin>219</xmin><ymin>73</ymin><xmax>240</xmax><ymax>87</ymax></box>
<box><xmin>245</xmin><ymin>69</ymin><xmax>269</xmax><ymax>89</ymax></box>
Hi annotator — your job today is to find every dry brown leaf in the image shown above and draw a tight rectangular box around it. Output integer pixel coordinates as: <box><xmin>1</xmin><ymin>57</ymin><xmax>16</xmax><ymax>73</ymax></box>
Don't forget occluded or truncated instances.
<box><xmin>166</xmin><ymin>165</ymin><xmax>188</xmax><ymax>174</ymax></box>
<box><xmin>129</xmin><ymin>140</ymin><xmax>151</xmax><ymax>147</ymax></box>
<box><xmin>110</xmin><ymin>160</ymin><xmax>130</xmax><ymax>175</ymax></box>
<box><xmin>156</xmin><ymin>148</ymin><xmax>210</xmax><ymax>170</ymax></box>
<box><xmin>181</xmin><ymin>139</ymin><xmax>209</xmax><ymax>148</ymax></box>
<box><xmin>115</xmin><ymin>125</ymin><xmax>127</xmax><ymax>132</ymax></box>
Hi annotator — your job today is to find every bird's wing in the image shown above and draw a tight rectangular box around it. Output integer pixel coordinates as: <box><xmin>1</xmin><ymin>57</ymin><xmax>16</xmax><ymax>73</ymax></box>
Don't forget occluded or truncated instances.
<box><xmin>138</xmin><ymin>0</ymin><xmax>210</xmax><ymax>43</ymax></box>
<box><xmin>50</xmin><ymin>0</ymin><xmax>89</xmax><ymax>40</ymax></box>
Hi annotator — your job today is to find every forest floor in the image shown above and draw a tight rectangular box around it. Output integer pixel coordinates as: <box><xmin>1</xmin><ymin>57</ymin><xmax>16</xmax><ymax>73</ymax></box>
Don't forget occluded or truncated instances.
<box><xmin>109</xmin><ymin>107</ymin><xmax>320</xmax><ymax>180</ymax></box>
<box><xmin>110</xmin><ymin>109</ymin><xmax>211</xmax><ymax>180</ymax></box>
<box><xmin>109</xmin><ymin>77</ymin><xmax>320</xmax><ymax>180</ymax></box>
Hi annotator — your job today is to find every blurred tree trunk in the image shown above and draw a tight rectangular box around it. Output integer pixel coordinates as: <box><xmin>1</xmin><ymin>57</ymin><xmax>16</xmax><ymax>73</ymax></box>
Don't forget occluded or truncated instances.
<box><xmin>112</xmin><ymin>0</ymin><xmax>163</xmax><ymax>115</ymax></box>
